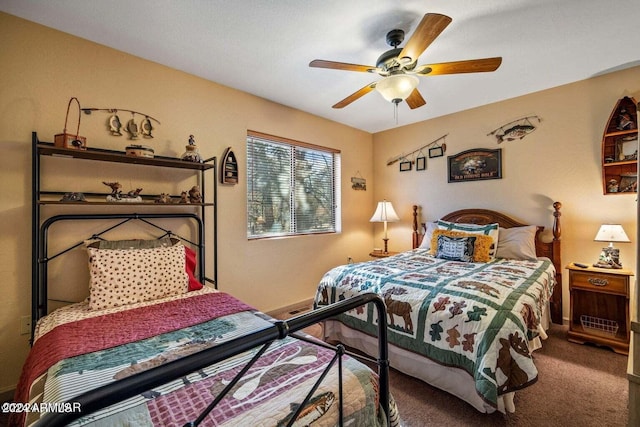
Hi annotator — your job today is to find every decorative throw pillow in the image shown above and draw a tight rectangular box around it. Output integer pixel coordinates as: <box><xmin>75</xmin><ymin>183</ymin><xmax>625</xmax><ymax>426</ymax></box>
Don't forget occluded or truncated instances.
<box><xmin>436</xmin><ymin>220</ymin><xmax>499</xmax><ymax>259</ymax></box>
<box><xmin>418</xmin><ymin>222</ymin><xmax>438</xmax><ymax>250</ymax></box>
<box><xmin>431</xmin><ymin>229</ymin><xmax>493</xmax><ymax>262</ymax></box>
<box><xmin>87</xmin><ymin>245</ymin><xmax>189</xmax><ymax>310</ymax></box>
<box><xmin>496</xmin><ymin>225</ymin><xmax>538</xmax><ymax>261</ymax></box>
<box><xmin>86</xmin><ymin>238</ymin><xmax>203</xmax><ymax>291</ymax></box>
<box><xmin>184</xmin><ymin>246</ymin><xmax>204</xmax><ymax>291</ymax></box>
<box><xmin>434</xmin><ymin>234</ymin><xmax>476</xmax><ymax>262</ymax></box>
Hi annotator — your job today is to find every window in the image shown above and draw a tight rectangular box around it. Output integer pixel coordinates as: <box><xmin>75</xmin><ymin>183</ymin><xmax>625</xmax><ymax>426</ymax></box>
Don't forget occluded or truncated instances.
<box><xmin>247</xmin><ymin>131</ymin><xmax>341</xmax><ymax>239</ymax></box>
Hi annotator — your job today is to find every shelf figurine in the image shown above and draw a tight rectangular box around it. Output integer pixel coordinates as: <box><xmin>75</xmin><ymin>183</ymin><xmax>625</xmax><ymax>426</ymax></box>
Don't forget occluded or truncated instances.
<box><xmin>181</xmin><ymin>134</ymin><xmax>203</xmax><ymax>163</ymax></box>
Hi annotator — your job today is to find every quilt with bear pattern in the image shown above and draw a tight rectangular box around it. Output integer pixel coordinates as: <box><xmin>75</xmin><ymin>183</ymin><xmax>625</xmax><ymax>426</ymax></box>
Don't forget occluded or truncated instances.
<box><xmin>314</xmin><ymin>249</ymin><xmax>555</xmax><ymax>409</ymax></box>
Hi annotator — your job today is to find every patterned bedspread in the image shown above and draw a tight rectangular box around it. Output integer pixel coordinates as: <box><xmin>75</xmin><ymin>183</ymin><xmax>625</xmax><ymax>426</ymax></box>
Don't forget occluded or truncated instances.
<box><xmin>14</xmin><ymin>291</ymin><xmax>393</xmax><ymax>426</ymax></box>
<box><xmin>314</xmin><ymin>249</ymin><xmax>555</xmax><ymax>409</ymax></box>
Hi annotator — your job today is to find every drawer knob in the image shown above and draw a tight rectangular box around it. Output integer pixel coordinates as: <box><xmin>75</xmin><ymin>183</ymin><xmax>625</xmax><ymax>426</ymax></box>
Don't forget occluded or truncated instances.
<box><xmin>588</xmin><ymin>277</ymin><xmax>608</xmax><ymax>286</ymax></box>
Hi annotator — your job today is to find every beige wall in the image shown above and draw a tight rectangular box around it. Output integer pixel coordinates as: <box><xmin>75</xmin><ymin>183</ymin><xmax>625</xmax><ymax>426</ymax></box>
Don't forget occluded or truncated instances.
<box><xmin>0</xmin><ymin>13</ymin><xmax>375</xmax><ymax>394</ymax></box>
<box><xmin>2</xmin><ymin>10</ymin><xmax>638</xmax><ymax>397</ymax></box>
<box><xmin>372</xmin><ymin>66</ymin><xmax>640</xmax><ymax>322</ymax></box>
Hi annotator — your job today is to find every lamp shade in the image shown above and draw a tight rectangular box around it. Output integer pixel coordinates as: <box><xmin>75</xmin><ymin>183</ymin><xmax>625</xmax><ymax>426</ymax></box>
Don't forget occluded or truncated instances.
<box><xmin>376</xmin><ymin>74</ymin><xmax>419</xmax><ymax>103</ymax></box>
<box><xmin>370</xmin><ymin>200</ymin><xmax>400</xmax><ymax>223</ymax></box>
<box><xmin>594</xmin><ymin>224</ymin><xmax>630</xmax><ymax>244</ymax></box>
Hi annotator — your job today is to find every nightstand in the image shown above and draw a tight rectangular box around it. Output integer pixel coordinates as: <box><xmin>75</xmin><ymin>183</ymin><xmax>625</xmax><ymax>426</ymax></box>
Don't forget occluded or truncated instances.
<box><xmin>369</xmin><ymin>251</ymin><xmax>399</xmax><ymax>258</ymax></box>
<box><xmin>566</xmin><ymin>262</ymin><xmax>633</xmax><ymax>354</ymax></box>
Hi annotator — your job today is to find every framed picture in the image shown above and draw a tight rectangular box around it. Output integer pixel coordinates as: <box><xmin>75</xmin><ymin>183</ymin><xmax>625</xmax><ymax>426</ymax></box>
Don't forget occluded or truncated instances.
<box><xmin>429</xmin><ymin>146</ymin><xmax>444</xmax><ymax>158</ymax></box>
<box><xmin>350</xmin><ymin>176</ymin><xmax>366</xmax><ymax>191</ymax></box>
<box><xmin>416</xmin><ymin>156</ymin><xmax>426</xmax><ymax>171</ymax></box>
<box><xmin>399</xmin><ymin>160</ymin><xmax>412</xmax><ymax>172</ymax></box>
<box><xmin>448</xmin><ymin>148</ymin><xmax>502</xmax><ymax>183</ymax></box>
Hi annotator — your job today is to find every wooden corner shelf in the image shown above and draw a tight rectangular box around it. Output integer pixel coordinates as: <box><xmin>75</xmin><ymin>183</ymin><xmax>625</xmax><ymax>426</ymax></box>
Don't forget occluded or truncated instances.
<box><xmin>602</xmin><ymin>96</ymin><xmax>638</xmax><ymax>195</ymax></box>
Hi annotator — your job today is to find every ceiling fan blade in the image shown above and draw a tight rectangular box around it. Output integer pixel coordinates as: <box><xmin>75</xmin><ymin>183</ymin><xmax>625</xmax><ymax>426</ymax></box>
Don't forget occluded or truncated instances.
<box><xmin>406</xmin><ymin>89</ymin><xmax>426</xmax><ymax>109</ymax></box>
<box><xmin>399</xmin><ymin>13</ymin><xmax>452</xmax><ymax>63</ymax></box>
<box><xmin>309</xmin><ymin>59</ymin><xmax>377</xmax><ymax>73</ymax></box>
<box><xmin>332</xmin><ymin>82</ymin><xmax>377</xmax><ymax>109</ymax></box>
<box><xmin>416</xmin><ymin>57</ymin><xmax>503</xmax><ymax>76</ymax></box>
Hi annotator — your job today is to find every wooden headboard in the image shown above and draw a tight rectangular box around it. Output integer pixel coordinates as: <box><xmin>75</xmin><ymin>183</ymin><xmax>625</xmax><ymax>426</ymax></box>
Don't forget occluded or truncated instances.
<box><xmin>411</xmin><ymin>202</ymin><xmax>563</xmax><ymax>324</ymax></box>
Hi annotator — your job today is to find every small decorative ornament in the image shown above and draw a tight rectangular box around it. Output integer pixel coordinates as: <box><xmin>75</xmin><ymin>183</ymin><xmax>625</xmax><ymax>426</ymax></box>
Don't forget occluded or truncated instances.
<box><xmin>108</xmin><ymin>112</ymin><xmax>122</xmax><ymax>136</ymax></box>
<box><xmin>60</xmin><ymin>192</ymin><xmax>86</xmax><ymax>202</ymax></box>
<box><xmin>488</xmin><ymin>116</ymin><xmax>541</xmax><ymax>144</ymax></box>
<box><xmin>155</xmin><ymin>193</ymin><xmax>172</xmax><ymax>204</ymax></box>
<box><xmin>178</xmin><ymin>191</ymin><xmax>190</xmax><ymax>203</ymax></box>
<box><xmin>140</xmin><ymin>116</ymin><xmax>154</xmax><ymax>138</ymax></box>
<box><xmin>126</xmin><ymin>117</ymin><xmax>139</xmax><ymax>140</ymax></box>
<box><xmin>182</xmin><ymin>135</ymin><xmax>203</xmax><ymax>163</ymax></box>
<box><xmin>54</xmin><ymin>97</ymin><xmax>87</xmax><ymax>150</ymax></box>
<box><xmin>188</xmin><ymin>185</ymin><xmax>202</xmax><ymax>203</ymax></box>
<box><xmin>126</xmin><ymin>144</ymin><xmax>155</xmax><ymax>158</ymax></box>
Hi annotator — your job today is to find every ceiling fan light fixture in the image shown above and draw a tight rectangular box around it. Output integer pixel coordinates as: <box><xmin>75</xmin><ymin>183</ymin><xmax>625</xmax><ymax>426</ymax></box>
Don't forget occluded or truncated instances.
<box><xmin>376</xmin><ymin>74</ymin><xmax>419</xmax><ymax>103</ymax></box>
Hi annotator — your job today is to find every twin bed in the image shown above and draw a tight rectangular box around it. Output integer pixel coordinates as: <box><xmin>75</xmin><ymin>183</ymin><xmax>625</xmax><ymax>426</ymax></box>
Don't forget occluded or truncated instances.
<box><xmin>16</xmin><ymin>213</ymin><xmax>395</xmax><ymax>426</ymax></box>
<box><xmin>315</xmin><ymin>202</ymin><xmax>562</xmax><ymax>413</ymax></box>
<box><xmin>16</xmin><ymin>202</ymin><xmax>561</xmax><ymax>425</ymax></box>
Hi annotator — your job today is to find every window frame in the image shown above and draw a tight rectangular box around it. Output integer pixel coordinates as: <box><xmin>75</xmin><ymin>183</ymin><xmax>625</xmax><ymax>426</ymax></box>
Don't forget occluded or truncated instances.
<box><xmin>246</xmin><ymin>130</ymin><xmax>341</xmax><ymax>240</ymax></box>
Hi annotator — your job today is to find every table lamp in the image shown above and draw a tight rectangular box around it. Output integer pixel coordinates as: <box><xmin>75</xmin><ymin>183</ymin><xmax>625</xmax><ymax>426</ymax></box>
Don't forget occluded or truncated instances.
<box><xmin>594</xmin><ymin>224</ymin><xmax>630</xmax><ymax>268</ymax></box>
<box><xmin>370</xmin><ymin>200</ymin><xmax>400</xmax><ymax>254</ymax></box>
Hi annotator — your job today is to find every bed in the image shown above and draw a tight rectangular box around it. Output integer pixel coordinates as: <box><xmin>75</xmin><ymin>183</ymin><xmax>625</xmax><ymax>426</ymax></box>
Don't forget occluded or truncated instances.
<box><xmin>15</xmin><ymin>213</ymin><xmax>397</xmax><ymax>426</ymax></box>
<box><xmin>314</xmin><ymin>202</ymin><xmax>562</xmax><ymax>414</ymax></box>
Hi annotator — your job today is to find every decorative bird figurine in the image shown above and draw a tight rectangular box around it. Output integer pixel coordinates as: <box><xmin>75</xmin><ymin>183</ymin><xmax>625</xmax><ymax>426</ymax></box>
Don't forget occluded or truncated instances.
<box><xmin>102</xmin><ymin>181</ymin><xmax>122</xmax><ymax>198</ymax></box>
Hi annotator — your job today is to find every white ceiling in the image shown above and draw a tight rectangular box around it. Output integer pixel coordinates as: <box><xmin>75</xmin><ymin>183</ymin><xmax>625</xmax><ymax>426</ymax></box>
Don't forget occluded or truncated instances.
<box><xmin>2</xmin><ymin>0</ymin><xmax>640</xmax><ymax>133</ymax></box>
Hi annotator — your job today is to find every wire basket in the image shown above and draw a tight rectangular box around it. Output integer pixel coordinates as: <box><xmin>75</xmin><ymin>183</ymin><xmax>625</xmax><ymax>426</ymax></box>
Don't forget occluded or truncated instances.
<box><xmin>580</xmin><ymin>315</ymin><xmax>619</xmax><ymax>337</ymax></box>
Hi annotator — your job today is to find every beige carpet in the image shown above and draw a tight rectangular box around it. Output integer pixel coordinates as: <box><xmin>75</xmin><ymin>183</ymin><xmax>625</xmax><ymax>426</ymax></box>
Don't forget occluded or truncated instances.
<box><xmin>387</xmin><ymin>323</ymin><xmax>628</xmax><ymax>426</ymax></box>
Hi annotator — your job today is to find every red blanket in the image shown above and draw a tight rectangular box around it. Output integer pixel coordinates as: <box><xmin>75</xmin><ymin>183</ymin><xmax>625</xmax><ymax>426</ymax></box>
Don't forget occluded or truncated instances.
<box><xmin>13</xmin><ymin>292</ymin><xmax>254</xmax><ymax>423</ymax></box>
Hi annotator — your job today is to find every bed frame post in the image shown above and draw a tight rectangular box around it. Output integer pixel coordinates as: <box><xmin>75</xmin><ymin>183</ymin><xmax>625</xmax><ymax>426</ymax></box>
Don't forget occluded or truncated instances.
<box><xmin>550</xmin><ymin>202</ymin><xmax>563</xmax><ymax>324</ymax></box>
<box><xmin>412</xmin><ymin>205</ymin><xmax>420</xmax><ymax>249</ymax></box>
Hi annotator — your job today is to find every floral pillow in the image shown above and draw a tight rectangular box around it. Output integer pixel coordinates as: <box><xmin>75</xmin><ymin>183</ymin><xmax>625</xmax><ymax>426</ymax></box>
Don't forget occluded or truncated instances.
<box><xmin>431</xmin><ymin>229</ymin><xmax>493</xmax><ymax>262</ymax></box>
<box><xmin>87</xmin><ymin>245</ymin><xmax>189</xmax><ymax>310</ymax></box>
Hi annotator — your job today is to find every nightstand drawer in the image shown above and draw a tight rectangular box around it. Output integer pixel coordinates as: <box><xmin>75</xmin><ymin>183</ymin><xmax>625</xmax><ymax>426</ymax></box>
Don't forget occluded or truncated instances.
<box><xmin>569</xmin><ymin>270</ymin><xmax>627</xmax><ymax>294</ymax></box>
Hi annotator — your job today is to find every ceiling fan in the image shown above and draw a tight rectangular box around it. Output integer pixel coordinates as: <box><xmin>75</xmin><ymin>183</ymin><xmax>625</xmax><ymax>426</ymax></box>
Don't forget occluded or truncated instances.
<box><xmin>309</xmin><ymin>13</ymin><xmax>502</xmax><ymax>110</ymax></box>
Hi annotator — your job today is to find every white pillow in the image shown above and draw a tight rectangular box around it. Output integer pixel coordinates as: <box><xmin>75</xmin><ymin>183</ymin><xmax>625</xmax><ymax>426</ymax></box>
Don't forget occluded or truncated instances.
<box><xmin>495</xmin><ymin>225</ymin><xmax>538</xmax><ymax>261</ymax></box>
<box><xmin>436</xmin><ymin>220</ymin><xmax>499</xmax><ymax>259</ymax></box>
<box><xmin>418</xmin><ymin>222</ymin><xmax>438</xmax><ymax>250</ymax></box>
<box><xmin>88</xmin><ymin>245</ymin><xmax>189</xmax><ymax>310</ymax></box>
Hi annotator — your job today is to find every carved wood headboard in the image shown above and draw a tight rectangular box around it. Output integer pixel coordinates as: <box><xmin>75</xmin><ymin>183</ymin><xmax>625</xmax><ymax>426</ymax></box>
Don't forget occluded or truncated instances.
<box><xmin>411</xmin><ymin>202</ymin><xmax>563</xmax><ymax>324</ymax></box>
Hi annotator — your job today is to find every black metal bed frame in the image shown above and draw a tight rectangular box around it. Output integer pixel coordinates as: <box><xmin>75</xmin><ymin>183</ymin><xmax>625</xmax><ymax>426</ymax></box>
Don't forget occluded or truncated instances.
<box><xmin>36</xmin><ymin>293</ymin><xmax>390</xmax><ymax>427</ymax></box>
<box><xmin>32</xmin><ymin>212</ymin><xmax>212</xmax><ymax>333</ymax></box>
<box><xmin>30</xmin><ymin>211</ymin><xmax>391</xmax><ymax>426</ymax></box>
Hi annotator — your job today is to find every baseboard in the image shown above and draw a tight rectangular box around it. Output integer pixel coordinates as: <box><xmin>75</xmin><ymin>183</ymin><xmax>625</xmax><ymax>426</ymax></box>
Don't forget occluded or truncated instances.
<box><xmin>267</xmin><ymin>297</ymin><xmax>315</xmax><ymax>319</ymax></box>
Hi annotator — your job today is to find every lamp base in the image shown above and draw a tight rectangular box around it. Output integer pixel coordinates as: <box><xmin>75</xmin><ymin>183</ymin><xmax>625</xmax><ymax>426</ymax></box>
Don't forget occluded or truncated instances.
<box><xmin>382</xmin><ymin>238</ymin><xmax>390</xmax><ymax>254</ymax></box>
<box><xmin>595</xmin><ymin>247</ymin><xmax>622</xmax><ymax>269</ymax></box>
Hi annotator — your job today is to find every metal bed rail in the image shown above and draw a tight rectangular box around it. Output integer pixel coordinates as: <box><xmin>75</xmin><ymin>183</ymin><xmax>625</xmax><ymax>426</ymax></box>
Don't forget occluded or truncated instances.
<box><xmin>37</xmin><ymin>293</ymin><xmax>390</xmax><ymax>427</ymax></box>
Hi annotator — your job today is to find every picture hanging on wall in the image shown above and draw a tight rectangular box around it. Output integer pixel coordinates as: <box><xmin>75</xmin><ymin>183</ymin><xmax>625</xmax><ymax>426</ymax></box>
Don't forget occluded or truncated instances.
<box><xmin>399</xmin><ymin>160</ymin><xmax>413</xmax><ymax>172</ymax></box>
<box><xmin>428</xmin><ymin>146</ymin><xmax>444</xmax><ymax>158</ymax></box>
<box><xmin>448</xmin><ymin>148</ymin><xmax>502</xmax><ymax>183</ymax></box>
<box><xmin>351</xmin><ymin>175</ymin><xmax>366</xmax><ymax>190</ymax></box>
<box><xmin>416</xmin><ymin>156</ymin><xmax>426</xmax><ymax>171</ymax></box>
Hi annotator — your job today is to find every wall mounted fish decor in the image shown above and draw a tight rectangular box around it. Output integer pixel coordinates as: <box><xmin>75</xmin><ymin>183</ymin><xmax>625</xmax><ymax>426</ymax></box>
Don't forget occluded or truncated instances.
<box><xmin>487</xmin><ymin>116</ymin><xmax>541</xmax><ymax>144</ymax></box>
<box><xmin>82</xmin><ymin>107</ymin><xmax>161</xmax><ymax>139</ymax></box>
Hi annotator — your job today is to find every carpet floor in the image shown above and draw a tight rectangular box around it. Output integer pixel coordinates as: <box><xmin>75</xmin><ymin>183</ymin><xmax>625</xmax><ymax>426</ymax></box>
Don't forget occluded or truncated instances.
<box><xmin>390</xmin><ymin>323</ymin><xmax>628</xmax><ymax>427</ymax></box>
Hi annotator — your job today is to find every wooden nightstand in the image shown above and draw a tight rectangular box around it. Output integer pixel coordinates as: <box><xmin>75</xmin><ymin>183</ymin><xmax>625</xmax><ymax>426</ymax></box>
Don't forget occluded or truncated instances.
<box><xmin>369</xmin><ymin>251</ymin><xmax>399</xmax><ymax>258</ymax></box>
<box><xmin>566</xmin><ymin>262</ymin><xmax>633</xmax><ymax>354</ymax></box>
